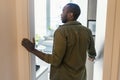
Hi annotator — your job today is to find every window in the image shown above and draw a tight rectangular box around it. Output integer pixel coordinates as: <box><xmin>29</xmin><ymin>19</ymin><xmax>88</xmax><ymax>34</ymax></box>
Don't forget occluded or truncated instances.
<box><xmin>34</xmin><ymin>0</ymin><xmax>71</xmax><ymax>42</ymax></box>
<box><xmin>35</xmin><ymin>0</ymin><xmax>87</xmax><ymax>41</ymax></box>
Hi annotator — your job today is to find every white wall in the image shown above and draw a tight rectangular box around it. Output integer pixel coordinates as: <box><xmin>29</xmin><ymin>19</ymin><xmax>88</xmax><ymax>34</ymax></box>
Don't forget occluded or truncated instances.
<box><xmin>72</xmin><ymin>0</ymin><xmax>88</xmax><ymax>26</ymax></box>
<box><xmin>93</xmin><ymin>0</ymin><xmax>107</xmax><ymax>80</ymax></box>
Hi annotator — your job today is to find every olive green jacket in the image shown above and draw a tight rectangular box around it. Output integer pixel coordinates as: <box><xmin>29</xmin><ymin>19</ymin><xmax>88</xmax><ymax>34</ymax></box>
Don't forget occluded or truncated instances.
<box><xmin>42</xmin><ymin>21</ymin><xmax>96</xmax><ymax>80</ymax></box>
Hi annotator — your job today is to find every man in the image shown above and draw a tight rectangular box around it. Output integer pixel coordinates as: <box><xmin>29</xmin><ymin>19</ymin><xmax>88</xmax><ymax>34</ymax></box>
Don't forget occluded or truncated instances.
<box><xmin>22</xmin><ymin>3</ymin><xmax>96</xmax><ymax>80</ymax></box>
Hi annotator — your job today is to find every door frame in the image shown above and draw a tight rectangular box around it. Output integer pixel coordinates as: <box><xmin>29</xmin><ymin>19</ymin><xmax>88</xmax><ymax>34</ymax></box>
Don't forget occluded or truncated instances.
<box><xmin>16</xmin><ymin>0</ymin><xmax>120</xmax><ymax>80</ymax></box>
<box><xmin>103</xmin><ymin>0</ymin><xmax>120</xmax><ymax>79</ymax></box>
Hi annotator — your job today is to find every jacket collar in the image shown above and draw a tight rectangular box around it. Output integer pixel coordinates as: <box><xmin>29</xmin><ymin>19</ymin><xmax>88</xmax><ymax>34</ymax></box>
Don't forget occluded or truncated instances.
<box><xmin>62</xmin><ymin>21</ymin><xmax>82</xmax><ymax>26</ymax></box>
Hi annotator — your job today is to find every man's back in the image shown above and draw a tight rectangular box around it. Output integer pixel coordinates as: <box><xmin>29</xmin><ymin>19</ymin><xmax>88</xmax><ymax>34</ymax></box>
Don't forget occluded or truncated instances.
<box><xmin>50</xmin><ymin>21</ymin><xmax>96</xmax><ymax>80</ymax></box>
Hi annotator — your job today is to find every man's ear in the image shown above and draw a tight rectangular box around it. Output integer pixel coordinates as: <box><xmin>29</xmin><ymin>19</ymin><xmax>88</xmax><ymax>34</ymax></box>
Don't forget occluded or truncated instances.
<box><xmin>67</xmin><ymin>12</ymin><xmax>74</xmax><ymax>19</ymax></box>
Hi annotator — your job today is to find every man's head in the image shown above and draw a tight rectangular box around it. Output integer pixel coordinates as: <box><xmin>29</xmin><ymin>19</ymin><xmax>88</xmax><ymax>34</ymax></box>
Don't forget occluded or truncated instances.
<box><xmin>61</xmin><ymin>3</ymin><xmax>81</xmax><ymax>23</ymax></box>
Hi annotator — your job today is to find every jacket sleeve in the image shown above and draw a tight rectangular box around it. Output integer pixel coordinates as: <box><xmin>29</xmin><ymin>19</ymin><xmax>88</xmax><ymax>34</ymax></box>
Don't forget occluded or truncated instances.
<box><xmin>88</xmin><ymin>30</ymin><xmax>96</xmax><ymax>58</ymax></box>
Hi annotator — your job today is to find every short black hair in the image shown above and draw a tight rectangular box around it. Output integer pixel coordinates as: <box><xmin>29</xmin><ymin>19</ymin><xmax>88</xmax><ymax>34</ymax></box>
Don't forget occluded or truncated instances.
<box><xmin>67</xmin><ymin>3</ymin><xmax>81</xmax><ymax>20</ymax></box>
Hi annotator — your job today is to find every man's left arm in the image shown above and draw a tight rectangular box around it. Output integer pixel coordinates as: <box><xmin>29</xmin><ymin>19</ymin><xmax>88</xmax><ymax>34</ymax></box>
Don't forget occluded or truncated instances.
<box><xmin>88</xmin><ymin>31</ymin><xmax>96</xmax><ymax>62</ymax></box>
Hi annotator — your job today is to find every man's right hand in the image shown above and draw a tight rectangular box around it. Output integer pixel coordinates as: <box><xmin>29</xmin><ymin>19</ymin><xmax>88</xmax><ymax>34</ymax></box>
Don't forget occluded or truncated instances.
<box><xmin>88</xmin><ymin>57</ymin><xmax>95</xmax><ymax>62</ymax></box>
<box><xmin>21</xmin><ymin>38</ymin><xmax>35</xmax><ymax>53</ymax></box>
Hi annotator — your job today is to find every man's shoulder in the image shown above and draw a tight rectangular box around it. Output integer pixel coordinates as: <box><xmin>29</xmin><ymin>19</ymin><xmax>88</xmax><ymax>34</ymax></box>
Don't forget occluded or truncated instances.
<box><xmin>56</xmin><ymin>21</ymin><xmax>91</xmax><ymax>32</ymax></box>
